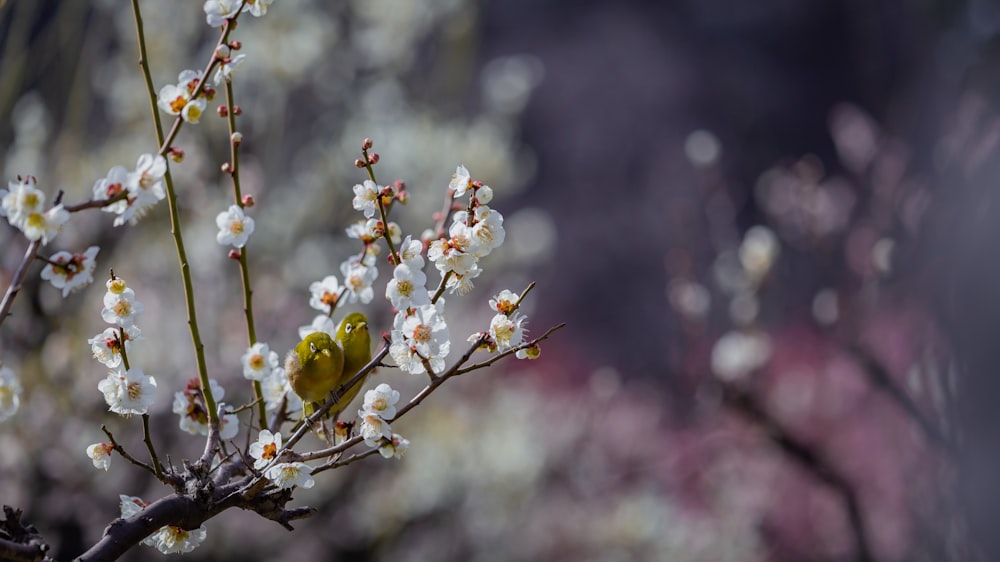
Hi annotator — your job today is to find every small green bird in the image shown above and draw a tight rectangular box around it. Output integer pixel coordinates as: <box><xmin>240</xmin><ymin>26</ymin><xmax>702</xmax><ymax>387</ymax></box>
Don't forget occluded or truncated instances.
<box><xmin>285</xmin><ymin>313</ymin><xmax>372</xmax><ymax>439</ymax></box>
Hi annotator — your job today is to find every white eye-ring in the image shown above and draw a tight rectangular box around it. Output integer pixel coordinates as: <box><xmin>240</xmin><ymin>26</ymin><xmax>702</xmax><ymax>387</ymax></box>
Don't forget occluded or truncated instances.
<box><xmin>309</xmin><ymin>342</ymin><xmax>317</xmax><ymax>353</ymax></box>
<box><xmin>345</xmin><ymin>323</ymin><xmax>353</xmax><ymax>333</ymax></box>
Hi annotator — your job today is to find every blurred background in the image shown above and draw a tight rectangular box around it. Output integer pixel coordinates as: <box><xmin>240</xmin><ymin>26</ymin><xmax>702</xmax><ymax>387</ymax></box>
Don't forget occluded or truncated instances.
<box><xmin>0</xmin><ymin>0</ymin><xmax>998</xmax><ymax>560</ymax></box>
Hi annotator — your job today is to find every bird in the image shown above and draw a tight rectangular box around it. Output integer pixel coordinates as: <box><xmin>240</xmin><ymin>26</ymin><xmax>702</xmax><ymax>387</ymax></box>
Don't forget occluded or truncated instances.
<box><xmin>285</xmin><ymin>313</ymin><xmax>372</xmax><ymax>440</ymax></box>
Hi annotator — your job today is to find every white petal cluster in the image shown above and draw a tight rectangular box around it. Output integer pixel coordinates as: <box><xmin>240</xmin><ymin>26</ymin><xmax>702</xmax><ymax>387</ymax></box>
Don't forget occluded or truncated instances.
<box><xmin>101</xmin><ymin>280</ymin><xmax>145</xmax><ymax>327</ymax></box>
<box><xmin>153</xmin><ymin>525</ymin><xmax>208</xmax><ymax>555</ymax></box>
<box><xmin>489</xmin><ymin>312</ymin><xmax>527</xmax><ymax>351</ymax></box>
<box><xmin>308</xmin><ymin>275</ymin><xmax>342</xmax><ymax>313</ymax></box>
<box><xmin>88</xmin><ymin>325</ymin><xmax>141</xmax><ymax>369</ymax></box>
<box><xmin>40</xmin><ymin>246</ymin><xmax>99</xmax><ymax>297</ymax></box>
<box><xmin>86</xmin><ymin>442</ymin><xmax>113</xmax><ymax>471</ymax></box>
<box><xmin>449</xmin><ymin>165</ymin><xmax>472</xmax><ymax>197</ymax></box>
<box><xmin>378</xmin><ymin>433</ymin><xmax>410</xmax><ymax>459</ymax></box>
<box><xmin>389</xmin><ymin>301</ymin><xmax>451</xmax><ymax>375</ymax></box>
<box><xmin>361</xmin><ymin>383</ymin><xmax>400</xmax><ymax>420</ymax></box>
<box><xmin>157</xmin><ymin>70</ymin><xmax>208</xmax><ymax>124</ymax></box>
<box><xmin>340</xmin><ymin>255</ymin><xmax>378</xmax><ymax>304</ymax></box>
<box><xmin>172</xmin><ymin>379</ymin><xmax>237</xmax><ymax>438</ymax></box>
<box><xmin>248</xmin><ymin>429</ymin><xmax>282</xmax><ymax>470</ymax></box>
<box><xmin>98</xmin><ymin>367</ymin><xmax>157</xmax><ymax>416</ymax></box>
<box><xmin>240</xmin><ymin>342</ymin><xmax>279</xmax><ymax>381</ymax></box>
<box><xmin>92</xmin><ymin>155</ymin><xmax>168</xmax><ymax>227</ymax></box>
<box><xmin>265</xmin><ymin>462</ymin><xmax>315</xmax><ymax>490</ymax></box>
<box><xmin>352</xmin><ymin>179</ymin><xmax>380</xmax><ymax>218</ymax></box>
<box><xmin>213</xmin><ymin>53</ymin><xmax>247</xmax><ymax>86</ymax></box>
<box><xmin>0</xmin><ymin>364</ymin><xmax>22</xmax><ymax>423</ymax></box>
<box><xmin>385</xmin><ymin>263</ymin><xmax>430</xmax><ymax>310</ymax></box>
<box><xmin>297</xmin><ymin>314</ymin><xmax>337</xmax><ymax>340</ymax></box>
<box><xmin>1</xmin><ymin>177</ymin><xmax>70</xmax><ymax>245</ymax></box>
<box><xmin>215</xmin><ymin>204</ymin><xmax>255</xmax><ymax>248</ymax></box>
<box><xmin>261</xmin><ymin>367</ymin><xmax>302</xmax><ymax>412</ymax></box>
<box><xmin>358</xmin><ymin>411</ymin><xmax>392</xmax><ymax>447</ymax></box>
<box><xmin>241</xmin><ymin>0</ymin><xmax>274</xmax><ymax>18</ymax></box>
<box><xmin>203</xmin><ymin>0</ymin><xmax>240</xmax><ymax>27</ymax></box>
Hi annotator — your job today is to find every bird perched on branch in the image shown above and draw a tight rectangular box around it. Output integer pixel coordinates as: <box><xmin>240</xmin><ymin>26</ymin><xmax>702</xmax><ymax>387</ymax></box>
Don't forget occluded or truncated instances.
<box><xmin>285</xmin><ymin>312</ymin><xmax>372</xmax><ymax>441</ymax></box>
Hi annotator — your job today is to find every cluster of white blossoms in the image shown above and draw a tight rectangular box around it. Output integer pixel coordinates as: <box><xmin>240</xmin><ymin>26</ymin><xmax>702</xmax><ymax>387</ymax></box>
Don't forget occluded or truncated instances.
<box><xmin>249</xmin><ymin>430</ymin><xmax>315</xmax><ymax>490</ymax></box>
<box><xmin>389</xmin><ymin>300</ymin><xmax>451</xmax><ymax>375</ymax></box>
<box><xmin>92</xmin><ymin>154</ymin><xmax>168</xmax><ymax>227</ymax></box>
<box><xmin>240</xmin><ymin>341</ymin><xmax>301</xmax><ymax>414</ymax></box>
<box><xmin>0</xmin><ymin>364</ymin><xmax>22</xmax><ymax>423</ymax></box>
<box><xmin>298</xmin><ymin>255</ymin><xmax>378</xmax><ymax>339</ymax></box>
<box><xmin>157</xmin><ymin>70</ymin><xmax>209</xmax><ymax>124</ymax></box>
<box><xmin>94</xmin><ymin>277</ymin><xmax>157</xmax><ymax>416</ymax></box>
<box><xmin>426</xmin><ymin>165</ymin><xmax>505</xmax><ymax>296</ymax></box>
<box><xmin>172</xmin><ymin>378</ymin><xmax>239</xmax><ymax>439</ymax></box>
<box><xmin>356</xmin><ymin>383</ymin><xmax>409</xmax><ymax>458</ymax></box>
<box><xmin>0</xmin><ymin>176</ymin><xmax>69</xmax><ymax>244</ymax></box>
<box><xmin>120</xmin><ymin>495</ymin><xmax>208</xmax><ymax>554</ymax></box>
<box><xmin>204</xmin><ymin>0</ymin><xmax>273</xmax><ymax>27</ymax></box>
<box><xmin>40</xmin><ymin>246</ymin><xmax>100</xmax><ymax>297</ymax></box>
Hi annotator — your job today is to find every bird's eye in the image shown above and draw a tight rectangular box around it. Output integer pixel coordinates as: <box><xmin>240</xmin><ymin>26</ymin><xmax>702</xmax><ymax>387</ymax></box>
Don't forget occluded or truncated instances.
<box><xmin>309</xmin><ymin>342</ymin><xmax>317</xmax><ymax>353</ymax></box>
<box><xmin>345</xmin><ymin>323</ymin><xmax>353</xmax><ymax>333</ymax></box>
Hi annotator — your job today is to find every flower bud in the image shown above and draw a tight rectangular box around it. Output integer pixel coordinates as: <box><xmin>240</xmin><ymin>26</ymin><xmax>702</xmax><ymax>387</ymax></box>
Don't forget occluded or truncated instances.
<box><xmin>397</xmin><ymin>191</ymin><xmax>409</xmax><ymax>204</ymax></box>
<box><xmin>229</xmin><ymin>40</ymin><xmax>242</xmax><ymax>50</ymax></box>
<box><xmin>476</xmin><ymin>185</ymin><xmax>493</xmax><ymax>204</ymax></box>
<box><xmin>217</xmin><ymin>105</ymin><xmax>229</xmax><ymax>117</ymax></box>
<box><xmin>168</xmin><ymin>147</ymin><xmax>185</xmax><ymax>163</ymax></box>
<box><xmin>231</xmin><ymin>131</ymin><xmax>243</xmax><ymax>145</ymax></box>
<box><xmin>362</xmin><ymin>138</ymin><xmax>373</xmax><ymax>150</ymax></box>
<box><xmin>242</xmin><ymin>194</ymin><xmax>255</xmax><ymax>208</ymax></box>
<box><xmin>232</xmin><ymin>105</ymin><xmax>242</xmax><ymax>116</ymax></box>
<box><xmin>354</xmin><ymin>158</ymin><xmax>366</xmax><ymax>168</ymax></box>
<box><xmin>215</xmin><ymin>45</ymin><xmax>231</xmax><ymax>59</ymax></box>
<box><xmin>228</xmin><ymin>249</ymin><xmax>241</xmax><ymax>260</ymax></box>
<box><xmin>221</xmin><ymin>162</ymin><xmax>232</xmax><ymax>174</ymax></box>
<box><xmin>202</xmin><ymin>86</ymin><xmax>216</xmax><ymax>101</ymax></box>
<box><xmin>107</xmin><ymin>277</ymin><xmax>127</xmax><ymax>294</ymax></box>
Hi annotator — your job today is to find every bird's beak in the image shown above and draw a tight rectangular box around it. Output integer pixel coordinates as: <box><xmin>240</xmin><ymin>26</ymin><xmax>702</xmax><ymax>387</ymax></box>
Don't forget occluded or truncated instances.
<box><xmin>358</xmin><ymin>322</ymin><xmax>367</xmax><ymax>330</ymax></box>
<box><xmin>321</xmin><ymin>348</ymin><xmax>331</xmax><ymax>357</ymax></box>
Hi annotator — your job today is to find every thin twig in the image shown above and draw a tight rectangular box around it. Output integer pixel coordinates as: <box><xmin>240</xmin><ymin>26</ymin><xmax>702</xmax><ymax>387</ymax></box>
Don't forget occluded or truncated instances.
<box><xmin>141</xmin><ymin>413</ymin><xmax>164</xmax><ymax>481</ymax></box>
<box><xmin>0</xmin><ymin>239</ymin><xmax>42</xmax><ymax>327</ymax></box>
<box><xmin>100</xmin><ymin>425</ymin><xmax>159</xmax><ymax>479</ymax></box>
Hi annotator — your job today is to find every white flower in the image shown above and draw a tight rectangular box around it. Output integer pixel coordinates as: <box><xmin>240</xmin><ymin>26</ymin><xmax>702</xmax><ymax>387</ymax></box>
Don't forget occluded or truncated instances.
<box><xmin>21</xmin><ymin>205</ymin><xmax>69</xmax><ymax>245</ymax></box>
<box><xmin>242</xmin><ymin>0</ymin><xmax>274</xmax><ymax>17</ymax></box>
<box><xmin>261</xmin><ymin>367</ymin><xmax>302</xmax><ymax>412</ymax></box>
<box><xmin>203</xmin><ymin>0</ymin><xmax>240</xmax><ymax>27</ymax></box>
<box><xmin>173</xmin><ymin>379</ymin><xmax>226</xmax><ymax>436</ymax></box>
<box><xmin>40</xmin><ymin>246</ymin><xmax>99</xmax><ymax>297</ymax></box>
<box><xmin>219</xmin><ymin>406</ymin><xmax>240</xmax><ymax>440</ymax></box>
<box><xmin>118</xmin><ymin>154</ymin><xmax>167</xmax><ymax>226</ymax></box>
<box><xmin>213</xmin><ymin>53</ymin><xmax>247</xmax><ymax>85</ymax></box>
<box><xmin>386</xmin><ymin>222</ymin><xmax>402</xmax><ymax>245</ymax></box>
<box><xmin>88</xmin><ymin>325</ymin><xmax>141</xmax><ymax>368</ymax></box>
<box><xmin>389</xmin><ymin>301</ymin><xmax>450</xmax><ymax>375</ymax></box>
<box><xmin>241</xmin><ymin>342</ymin><xmax>278</xmax><ymax>381</ymax></box>
<box><xmin>449</xmin><ymin>165</ymin><xmax>472</xmax><ymax>197</ymax></box>
<box><xmin>92</xmin><ymin>166</ymin><xmax>130</xmax><ymax>217</ymax></box>
<box><xmin>489</xmin><ymin>289</ymin><xmax>519</xmax><ymax>315</ymax></box>
<box><xmin>157</xmin><ymin>84</ymin><xmax>188</xmax><ymax>116</ymax></box>
<box><xmin>398</xmin><ymin>236</ymin><xmax>424</xmax><ymax>269</ymax></box>
<box><xmin>101</xmin><ymin>287</ymin><xmax>144</xmax><ymax>327</ymax></box>
<box><xmin>378</xmin><ymin>433</ymin><xmax>410</xmax><ymax>459</ymax></box>
<box><xmin>516</xmin><ymin>344</ymin><xmax>541</xmax><ymax>360</ymax></box>
<box><xmin>215</xmin><ymin>204</ymin><xmax>255</xmax><ymax>248</ymax></box>
<box><xmin>119</xmin><ymin>494</ymin><xmax>147</xmax><ymax>518</ymax></box>
<box><xmin>248</xmin><ymin>430</ymin><xmax>282</xmax><ymax>470</ymax></box>
<box><xmin>710</xmin><ymin>330</ymin><xmax>773</xmax><ymax>381</ymax></box>
<box><xmin>489</xmin><ymin>312</ymin><xmax>526</xmax><ymax>351</ymax></box>
<box><xmin>358</xmin><ymin>411</ymin><xmax>391</xmax><ymax>447</ymax></box>
<box><xmin>181</xmin><ymin>97</ymin><xmax>207</xmax><ymax>124</ymax></box>
<box><xmin>361</xmin><ymin>383</ymin><xmax>400</xmax><ymax>419</ymax></box>
<box><xmin>352</xmin><ymin>179</ymin><xmax>380</xmax><ymax>218</ymax></box>
<box><xmin>265</xmin><ymin>462</ymin><xmax>315</xmax><ymax>490</ymax></box>
<box><xmin>476</xmin><ymin>184</ymin><xmax>494</xmax><ymax>204</ymax></box>
<box><xmin>98</xmin><ymin>367</ymin><xmax>157</xmax><ymax>416</ymax></box>
<box><xmin>0</xmin><ymin>365</ymin><xmax>21</xmax><ymax>423</ymax></box>
<box><xmin>428</xmin><ymin>238</ymin><xmax>475</xmax><ymax>277</ymax></box>
<box><xmin>470</xmin><ymin>205</ymin><xmax>505</xmax><ymax>256</ymax></box>
<box><xmin>1</xmin><ymin>176</ymin><xmax>44</xmax><ymax>228</ymax></box>
<box><xmin>345</xmin><ymin>221</ymin><xmax>375</xmax><ymax>241</ymax></box>
<box><xmin>340</xmin><ymin>257</ymin><xmax>378</xmax><ymax>304</ymax></box>
<box><xmin>153</xmin><ymin>525</ymin><xmax>208</xmax><ymax>554</ymax></box>
<box><xmin>298</xmin><ymin>314</ymin><xmax>337</xmax><ymax>340</ymax></box>
<box><xmin>385</xmin><ymin>263</ymin><xmax>430</xmax><ymax>310</ymax></box>
<box><xmin>444</xmin><ymin>263</ymin><xmax>481</xmax><ymax>295</ymax></box>
<box><xmin>308</xmin><ymin>275</ymin><xmax>342</xmax><ymax>313</ymax></box>
<box><xmin>86</xmin><ymin>442</ymin><xmax>113</xmax><ymax>471</ymax></box>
